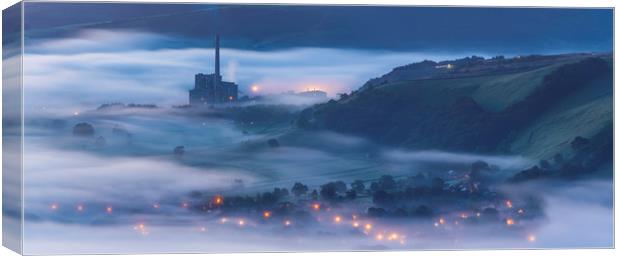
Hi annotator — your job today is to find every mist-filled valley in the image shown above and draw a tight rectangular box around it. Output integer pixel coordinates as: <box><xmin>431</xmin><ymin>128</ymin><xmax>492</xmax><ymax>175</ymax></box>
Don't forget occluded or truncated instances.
<box><xmin>6</xmin><ymin>4</ymin><xmax>613</xmax><ymax>253</ymax></box>
<box><xmin>21</xmin><ymin>58</ymin><xmax>613</xmax><ymax>252</ymax></box>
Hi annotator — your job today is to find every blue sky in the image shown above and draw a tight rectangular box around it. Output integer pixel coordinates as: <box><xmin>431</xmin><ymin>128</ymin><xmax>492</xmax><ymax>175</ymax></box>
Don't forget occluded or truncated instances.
<box><xmin>24</xmin><ymin>3</ymin><xmax>613</xmax><ymax>53</ymax></box>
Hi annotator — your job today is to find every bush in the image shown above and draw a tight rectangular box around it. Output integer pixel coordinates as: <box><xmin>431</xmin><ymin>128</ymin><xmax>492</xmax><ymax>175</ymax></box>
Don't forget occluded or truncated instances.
<box><xmin>267</xmin><ymin>138</ymin><xmax>280</xmax><ymax>148</ymax></box>
<box><xmin>73</xmin><ymin>122</ymin><xmax>95</xmax><ymax>137</ymax></box>
<box><xmin>319</xmin><ymin>181</ymin><xmax>346</xmax><ymax>201</ymax></box>
<box><xmin>378</xmin><ymin>175</ymin><xmax>396</xmax><ymax>190</ymax></box>
<box><xmin>291</xmin><ymin>182</ymin><xmax>309</xmax><ymax>197</ymax></box>
<box><xmin>351</xmin><ymin>180</ymin><xmax>365</xmax><ymax>193</ymax></box>
<box><xmin>367</xmin><ymin>207</ymin><xmax>387</xmax><ymax>217</ymax></box>
<box><xmin>372</xmin><ymin>190</ymin><xmax>395</xmax><ymax>206</ymax></box>
<box><xmin>345</xmin><ymin>189</ymin><xmax>357</xmax><ymax>200</ymax></box>
<box><xmin>571</xmin><ymin>136</ymin><xmax>591</xmax><ymax>152</ymax></box>
<box><xmin>173</xmin><ymin>146</ymin><xmax>185</xmax><ymax>157</ymax></box>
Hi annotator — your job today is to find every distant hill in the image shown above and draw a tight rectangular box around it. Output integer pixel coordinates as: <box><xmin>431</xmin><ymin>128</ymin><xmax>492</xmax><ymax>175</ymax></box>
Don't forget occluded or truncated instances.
<box><xmin>297</xmin><ymin>53</ymin><xmax>613</xmax><ymax>166</ymax></box>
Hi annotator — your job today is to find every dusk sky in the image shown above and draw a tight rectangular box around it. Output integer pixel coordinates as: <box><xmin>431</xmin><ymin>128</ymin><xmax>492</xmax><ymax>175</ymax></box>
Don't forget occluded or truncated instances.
<box><xmin>19</xmin><ymin>3</ymin><xmax>613</xmax><ymax>110</ymax></box>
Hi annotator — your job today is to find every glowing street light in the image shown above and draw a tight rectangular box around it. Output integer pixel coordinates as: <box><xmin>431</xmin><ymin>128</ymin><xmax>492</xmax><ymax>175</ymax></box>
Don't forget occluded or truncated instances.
<box><xmin>133</xmin><ymin>223</ymin><xmax>148</xmax><ymax>235</ymax></box>
<box><xmin>263</xmin><ymin>211</ymin><xmax>272</xmax><ymax>219</ymax></box>
<box><xmin>214</xmin><ymin>196</ymin><xmax>224</xmax><ymax>205</ymax></box>
<box><xmin>333</xmin><ymin>216</ymin><xmax>342</xmax><ymax>223</ymax></box>
<box><xmin>312</xmin><ymin>203</ymin><xmax>320</xmax><ymax>211</ymax></box>
<box><xmin>388</xmin><ymin>233</ymin><xmax>399</xmax><ymax>241</ymax></box>
<box><xmin>251</xmin><ymin>85</ymin><xmax>259</xmax><ymax>93</ymax></box>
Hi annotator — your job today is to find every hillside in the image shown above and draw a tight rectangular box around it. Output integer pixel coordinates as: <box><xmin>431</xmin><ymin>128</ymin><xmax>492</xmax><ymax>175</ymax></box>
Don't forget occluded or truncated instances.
<box><xmin>296</xmin><ymin>53</ymin><xmax>613</xmax><ymax>167</ymax></box>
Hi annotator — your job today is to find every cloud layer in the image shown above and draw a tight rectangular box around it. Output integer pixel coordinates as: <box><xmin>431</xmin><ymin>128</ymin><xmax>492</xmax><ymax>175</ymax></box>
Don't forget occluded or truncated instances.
<box><xmin>23</xmin><ymin>29</ymin><xmax>469</xmax><ymax>114</ymax></box>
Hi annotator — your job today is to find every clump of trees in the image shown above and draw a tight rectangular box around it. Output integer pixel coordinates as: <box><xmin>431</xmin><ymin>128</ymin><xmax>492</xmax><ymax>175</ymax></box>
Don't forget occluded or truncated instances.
<box><xmin>73</xmin><ymin>122</ymin><xmax>95</xmax><ymax>137</ymax></box>
<box><xmin>267</xmin><ymin>138</ymin><xmax>280</xmax><ymax>148</ymax></box>
<box><xmin>291</xmin><ymin>182</ymin><xmax>308</xmax><ymax>197</ymax></box>
<box><xmin>319</xmin><ymin>181</ymin><xmax>347</xmax><ymax>201</ymax></box>
<box><xmin>366</xmin><ymin>205</ymin><xmax>433</xmax><ymax>218</ymax></box>
<box><xmin>173</xmin><ymin>146</ymin><xmax>185</xmax><ymax>157</ymax></box>
<box><xmin>510</xmin><ymin>129</ymin><xmax>612</xmax><ymax>182</ymax></box>
<box><xmin>190</xmin><ymin>162</ymin><xmax>509</xmax><ymax>221</ymax></box>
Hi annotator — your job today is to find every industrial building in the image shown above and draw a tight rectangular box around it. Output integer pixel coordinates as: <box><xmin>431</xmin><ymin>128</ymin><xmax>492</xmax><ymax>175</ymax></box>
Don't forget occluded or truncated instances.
<box><xmin>189</xmin><ymin>34</ymin><xmax>238</xmax><ymax>106</ymax></box>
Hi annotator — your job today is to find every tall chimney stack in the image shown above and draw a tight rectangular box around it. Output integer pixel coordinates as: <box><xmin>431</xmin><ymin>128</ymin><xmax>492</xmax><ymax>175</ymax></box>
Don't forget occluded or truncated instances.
<box><xmin>215</xmin><ymin>34</ymin><xmax>220</xmax><ymax>79</ymax></box>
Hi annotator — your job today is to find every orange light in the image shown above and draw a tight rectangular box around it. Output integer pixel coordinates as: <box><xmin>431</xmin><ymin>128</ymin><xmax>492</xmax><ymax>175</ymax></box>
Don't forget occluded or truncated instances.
<box><xmin>263</xmin><ymin>211</ymin><xmax>272</xmax><ymax>219</ymax></box>
<box><xmin>134</xmin><ymin>223</ymin><xmax>148</xmax><ymax>235</ymax></box>
<box><xmin>106</xmin><ymin>206</ymin><xmax>113</xmax><ymax>214</ymax></box>
<box><xmin>214</xmin><ymin>196</ymin><xmax>224</xmax><ymax>205</ymax></box>
<box><xmin>364</xmin><ymin>223</ymin><xmax>373</xmax><ymax>230</ymax></box>
<box><xmin>352</xmin><ymin>222</ymin><xmax>360</xmax><ymax>228</ymax></box>
<box><xmin>238</xmin><ymin>219</ymin><xmax>245</xmax><ymax>226</ymax></box>
<box><xmin>333</xmin><ymin>216</ymin><xmax>342</xmax><ymax>223</ymax></box>
<box><xmin>506</xmin><ymin>218</ymin><xmax>515</xmax><ymax>226</ymax></box>
<box><xmin>388</xmin><ymin>233</ymin><xmax>399</xmax><ymax>240</ymax></box>
<box><xmin>375</xmin><ymin>234</ymin><xmax>384</xmax><ymax>240</ymax></box>
<box><xmin>527</xmin><ymin>234</ymin><xmax>537</xmax><ymax>242</ymax></box>
<box><xmin>312</xmin><ymin>203</ymin><xmax>320</xmax><ymax>211</ymax></box>
<box><xmin>251</xmin><ymin>85</ymin><xmax>259</xmax><ymax>93</ymax></box>
<box><xmin>439</xmin><ymin>218</ymin><xmax>445</xmax><ymax>225</ymax></box>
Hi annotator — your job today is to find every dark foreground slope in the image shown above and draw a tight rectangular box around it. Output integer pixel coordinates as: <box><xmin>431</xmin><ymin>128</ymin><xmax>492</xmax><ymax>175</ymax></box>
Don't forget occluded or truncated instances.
<box><xmin>297</xmin><ymin>53</ymin><xmax>613</xmax><ymax>172</ymax></box>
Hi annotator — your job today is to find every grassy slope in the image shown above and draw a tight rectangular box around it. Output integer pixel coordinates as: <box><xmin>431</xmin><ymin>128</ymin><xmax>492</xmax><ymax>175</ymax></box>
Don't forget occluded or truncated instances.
<box><xmin>314</xmin><ymin>55</ymin><xmax>612</xmax><ymax>160</ymax></box>
<box><xmin>373</xmin><ymin>59</ymin><xmax>580</xmax><ymax>112</ymax></box>
<box><xmin>508</xmin><ymin>72</ymin><xmax>613</xmax><ymax>160</ymax></box>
